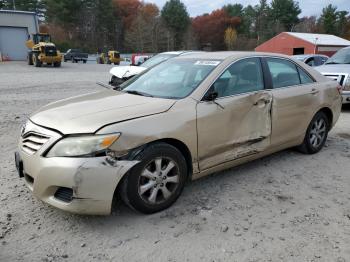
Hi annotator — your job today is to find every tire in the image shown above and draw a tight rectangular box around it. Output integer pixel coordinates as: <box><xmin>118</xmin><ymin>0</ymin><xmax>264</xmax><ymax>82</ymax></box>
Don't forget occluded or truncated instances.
<box><xmin>47</xmin><ymin>63</ymin><xmax>52</xmax><ymax>66</ymax></box>
<box><xmin>83</xmin><ymin>60</ymin><xmax>87</xmax><ymax>64</ymax></box>
<box><xmin>120</xmin><ymin>143</ymin><xmax>188</xmax><ymax>214</ymax></box>
<box><xmin>298</xmin><ymin>111</ymin><xmax>329</xmax><ymax>154</ymax></box>
<box><xmin>114</xmin><ymin>62</ymin><xmax>119</xmax><ymax>65</ymax></box>
<box><xmin>71</xmin><ymin>57</ymin><xmax>75</xmax><ymax>63</ymax></box>
<box><xmin>53</xmin><ymin>62</ymin><xmax>61</xmax><ymax>67</ymax></box>
<box><xmin>110</xmin><ymin>76</ymin><xmax>125</xmax><ymax>87</ymax></box>
<box><xmin>33</xmin><ymin>54</ymin><xmax>42</xmax><ymax>67</ymax></box>
<box><xmin>27</xmin><ymin>52</ymin><xmax>33</xmax><ymax>65</ymax></box>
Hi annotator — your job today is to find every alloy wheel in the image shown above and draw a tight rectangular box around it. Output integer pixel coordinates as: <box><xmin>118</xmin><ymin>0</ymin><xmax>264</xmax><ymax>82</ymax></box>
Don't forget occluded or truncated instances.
<box><xmin>309</xmin><ymin>118</ymin><xmax>327</xmax><ymax>148</ymax></box>
<box><xmin>138</xmin><ymin>157</ymin><xmax>180</xmax><ymax>205</ymax></box>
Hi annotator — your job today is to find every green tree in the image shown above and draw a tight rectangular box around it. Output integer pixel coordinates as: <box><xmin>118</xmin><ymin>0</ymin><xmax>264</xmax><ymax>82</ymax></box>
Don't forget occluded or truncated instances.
<box><xmin>161</xmin><ymin>0</ymin><xmax>190</xmax><ymax>50</ymax></box>
<box><xmin>270</xmin><ymin>0</ymin><xmax>301</xmax><ymax>31</ymax></box>
<box><xmin>337</xmin><ymin>11</ymin><xmax>349</xmax><ymax>37</ymax></box>
<box><xmin>44</xmin><ymin>0</ymin><xmax>83</xmax><ymax>26</ymax></box>
<box><xmin>224</xmin><ymin>3</ymin><xmax>243</xmax><ymax>17</ymax></box>
<box><xmin>255</xmin><ymin>0</ymin><xmax>271</xmax><ymax>43</ymax></box>
<box><xmin>317</xmin><ymin>4</ymin><xmax>338</xmax><ymax>34</ymax></box>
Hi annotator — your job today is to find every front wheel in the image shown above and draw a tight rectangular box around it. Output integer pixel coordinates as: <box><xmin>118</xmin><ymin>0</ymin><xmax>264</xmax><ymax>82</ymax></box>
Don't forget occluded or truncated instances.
<box><xmin>33</xmin><ymin>54</ymin><xmax>42</xmax><ymax>67</ymax></box>
<box><xmin>53</xmin><ymin>62</ymin><xmax>61</xmax><ymax>67</ymax></box>
<box><xmin>120</xmin><ymin>143</ymin><xmax>188</xmax><ymax>214</ymax></box>
<box><xmin>298</xmin><ymin>111</ymin><xmax>329</xmax><ymax>154</ymax></box>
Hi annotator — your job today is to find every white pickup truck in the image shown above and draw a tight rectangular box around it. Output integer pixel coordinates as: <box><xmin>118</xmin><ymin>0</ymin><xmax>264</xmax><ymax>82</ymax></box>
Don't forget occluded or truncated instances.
<box><xmin>315</xmin><ymin>46</ymin><xmax>350</xmax><ymax>104</ymax></box>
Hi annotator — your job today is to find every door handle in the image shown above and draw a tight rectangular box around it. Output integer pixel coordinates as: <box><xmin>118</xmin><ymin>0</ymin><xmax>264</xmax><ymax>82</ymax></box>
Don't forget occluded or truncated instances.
<box><xmin>310</xmin><ymin>88</ymin><xmax>320</xmax><ymax>95</ymax></box>
<box><xmin>254</xmin><ymin>98</ymin><xmax>271</xmax><ymax>106</ymax></box>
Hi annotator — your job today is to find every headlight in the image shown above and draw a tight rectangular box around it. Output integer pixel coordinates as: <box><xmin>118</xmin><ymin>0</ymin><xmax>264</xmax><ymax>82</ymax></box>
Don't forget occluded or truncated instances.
<box><xmin>344</xmin><ymin>77</ymin><xmax>350</xmax><ymax>91</ymax></box>
<box><xmin>46</xmin><ymin>133</ymin><xmax>120</xmax><ymax>157</ymax></box>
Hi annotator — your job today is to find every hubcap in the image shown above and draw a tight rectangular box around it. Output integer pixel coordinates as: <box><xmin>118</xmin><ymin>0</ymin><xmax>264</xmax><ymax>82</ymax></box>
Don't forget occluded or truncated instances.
<box><xmin>138</xmin><ymin>157</ymin><xmax>180</xmax><ymax>205</ymax></box>
<box><xmin>309</xmin><ymin>118</ymin><xmax>327</xmax><ymax>148</ymax></box>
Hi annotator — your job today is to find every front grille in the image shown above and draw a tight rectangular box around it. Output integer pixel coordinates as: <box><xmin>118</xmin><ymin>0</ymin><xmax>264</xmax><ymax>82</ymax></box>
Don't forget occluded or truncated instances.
<box><xmin>45</xmin><ymin>46</ymin><xmax>57</xmax><ymax>56</ymax></box>
<box><xmin>21</xmin><ymin>132</ymin><xmax>50</xmax><ymax>155</ymax></box>
<box><xmin>54</xmin><ymin>187</ymin><xmax>73</xmax><ymax>203</ymax></box>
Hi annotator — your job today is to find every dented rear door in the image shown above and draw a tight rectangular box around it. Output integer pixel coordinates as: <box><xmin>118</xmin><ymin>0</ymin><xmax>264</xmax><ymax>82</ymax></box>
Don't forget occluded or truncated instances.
<box><xmin>196</xmin><ymin>57</ymin><xmax>272</xmax><ymax>171</ymax></box>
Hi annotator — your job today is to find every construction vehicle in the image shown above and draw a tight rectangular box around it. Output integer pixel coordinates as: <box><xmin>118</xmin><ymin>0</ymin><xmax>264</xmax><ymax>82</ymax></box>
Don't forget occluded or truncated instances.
<box><xmin>26</xmin><ymin>33</ymin><xmax>62</xmax><ymax>67</ymax></box>
<box><xmin>97</xmin><ymin>51</ymin><xmax>121</xmax><ymax>65</ymax></box>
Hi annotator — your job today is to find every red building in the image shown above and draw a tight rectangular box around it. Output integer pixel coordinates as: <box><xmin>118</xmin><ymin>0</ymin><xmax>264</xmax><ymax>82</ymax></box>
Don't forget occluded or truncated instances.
<box><xmin>255</xmin><ymin>32</ymin><xmax>350</xmax><ymax>57</ymax></box>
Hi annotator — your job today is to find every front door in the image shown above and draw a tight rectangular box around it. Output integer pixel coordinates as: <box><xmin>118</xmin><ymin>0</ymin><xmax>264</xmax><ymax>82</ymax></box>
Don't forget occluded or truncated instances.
<box><xmin>196</xmin><ymin>57</ymin><xmax>272</xmax><ymax>171</ymax></box>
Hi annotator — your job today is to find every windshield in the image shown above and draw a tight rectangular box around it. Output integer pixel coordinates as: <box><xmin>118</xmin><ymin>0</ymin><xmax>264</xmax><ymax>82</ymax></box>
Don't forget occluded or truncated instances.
<box><xmin>120</xmin><ymin>59</ymin><xmax>221</xmax><ymax>99</ymax></box>
<box><xmin>326</xmin><ymin>48</ymin><xmax>350</xmax><ymax>64</ymax></box>
<box><xmin>140</xmin><ymin>53</ymin><xmax>178</xmax><ymax>68</ymax></box>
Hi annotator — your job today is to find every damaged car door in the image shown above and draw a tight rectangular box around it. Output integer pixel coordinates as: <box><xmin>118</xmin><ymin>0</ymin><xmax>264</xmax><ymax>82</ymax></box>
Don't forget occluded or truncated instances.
<box><xmin>196</xmin><ymin>57</ymin><xmax>272</xmax><ymax>170</ymax></box>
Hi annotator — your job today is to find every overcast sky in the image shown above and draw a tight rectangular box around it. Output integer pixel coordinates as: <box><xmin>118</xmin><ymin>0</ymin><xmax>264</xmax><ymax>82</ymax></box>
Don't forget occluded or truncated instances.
<box><xmin>150</xmin><ymin>0</ymin><xmax>350</xmax><ymax>17</ymax></box>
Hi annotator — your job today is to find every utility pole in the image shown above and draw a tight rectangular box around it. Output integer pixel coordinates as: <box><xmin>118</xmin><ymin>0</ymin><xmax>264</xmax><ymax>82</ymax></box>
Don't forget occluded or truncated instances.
<box><xmin>12</xmin><ymin>0</ymin><xmax>16</xmax><ymax>10</ymax></box>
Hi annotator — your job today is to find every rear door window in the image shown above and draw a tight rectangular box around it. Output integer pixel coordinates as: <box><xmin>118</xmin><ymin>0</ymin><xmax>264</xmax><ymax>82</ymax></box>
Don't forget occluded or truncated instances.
<box><xmin>297</xmin><ymin>67</ymin><xmax>314</xmax><ymax>84</ymax></box>
<box><xmin>266</xmin><ymin>58</ymin><xmax>301</xmax><ymax>88</ymax></box>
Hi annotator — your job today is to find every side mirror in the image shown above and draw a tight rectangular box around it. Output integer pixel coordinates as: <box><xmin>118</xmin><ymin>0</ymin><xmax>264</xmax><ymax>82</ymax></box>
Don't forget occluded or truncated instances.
<box><xmin>203</xmin><ymin>91</ymin><xmax>218</xmax><ymax>101</ymax></box>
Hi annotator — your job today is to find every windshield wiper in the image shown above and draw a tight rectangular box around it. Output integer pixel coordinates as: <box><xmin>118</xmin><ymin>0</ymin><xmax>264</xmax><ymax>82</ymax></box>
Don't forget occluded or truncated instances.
<box><xmin>124</xmin><ymin>90</ymin><xmax>153</xmax><ymax>97</ymax></box>
<box><xmin>325</xmin><ymin>62</ymin><xmax>340</xmax><ymax>64</ymax></box>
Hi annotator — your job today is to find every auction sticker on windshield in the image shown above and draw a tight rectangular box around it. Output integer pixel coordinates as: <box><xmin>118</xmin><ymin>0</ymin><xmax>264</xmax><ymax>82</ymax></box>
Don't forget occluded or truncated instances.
<box><xmin>194</xmin><ymin>61</ymin><xmax>221</xmax><ymax>66</ymax></box>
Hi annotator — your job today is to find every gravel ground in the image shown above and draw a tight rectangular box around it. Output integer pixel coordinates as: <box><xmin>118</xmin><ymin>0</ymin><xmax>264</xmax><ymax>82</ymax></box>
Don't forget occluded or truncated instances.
<box><xmin>1</xmin><ymin>62</ymin><xmax>350</xmax><ymax>262</ymax></box>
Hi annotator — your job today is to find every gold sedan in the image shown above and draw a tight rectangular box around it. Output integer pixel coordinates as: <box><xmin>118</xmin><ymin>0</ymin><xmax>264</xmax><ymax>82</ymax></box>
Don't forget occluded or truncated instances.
<box><xmin>15</xmin><ymin>52</ymin><xmax>342</xmax><ymax>215</ymax></box>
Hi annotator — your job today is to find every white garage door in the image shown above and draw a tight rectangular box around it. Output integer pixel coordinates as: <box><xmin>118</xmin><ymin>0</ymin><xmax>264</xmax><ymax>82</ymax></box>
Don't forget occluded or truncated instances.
<box><xmin>0</xmin><ymin>27</ymin><xmax>28</xmax><ymax>61</ymax></box>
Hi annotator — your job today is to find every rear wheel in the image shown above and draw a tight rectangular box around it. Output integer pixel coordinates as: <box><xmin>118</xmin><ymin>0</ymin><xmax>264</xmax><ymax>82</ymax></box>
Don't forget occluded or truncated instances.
<box><xmin>83</xmin><ymin>60</ymin><xmax>87</xmax><ymax>64</ymax></box>
<box><xmin>120</xmin><ymin>143</ymin><xmax>187</xmax><ymax>214</ymax></box>
<box><xmin>298</xmin><ymin>111</ymin><xmax>329</xmax><ymax>154</ymax></box>
<box><xmin>53</xmin><ymin>62</ymin><xmax>61</xmax><ymax>67</ymax></box>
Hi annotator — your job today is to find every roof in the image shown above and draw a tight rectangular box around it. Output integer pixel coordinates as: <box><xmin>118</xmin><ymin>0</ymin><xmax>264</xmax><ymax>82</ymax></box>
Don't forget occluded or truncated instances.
<box><xmin>175</xmin><ymin>51</ymin><xmax>291</xmax><ymax>60</ymax></box>
<box><xmin>0</xmin><ymin>9</ymin><xmax>36</xmax><ymax>15</ymax></box>
<box><xmin>286</xmin><ymin>32</ymin><xmax>350</xmax><ymax>46</ymax></box>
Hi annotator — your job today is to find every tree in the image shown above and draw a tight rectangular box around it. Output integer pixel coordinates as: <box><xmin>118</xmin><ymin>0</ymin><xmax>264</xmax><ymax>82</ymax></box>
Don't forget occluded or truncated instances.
<box><xmin>270</xmin><ymin>0</ymin><xmax>301</xmax><ymax>31</ymax></box>
<box><xmin>224</xmin><ymin>27</ymin><xmax>237</xmax><ymax>50</ymax></box>
<box><xmin>0</xmin><ymin>0</ymin><xmax>46</xmax><ymax>18</ymax></box>
<box><xmin>255</xmin><ymin>0</ymin><xmax>272</xmax><ymax>43</ymax></box>
<box><xmin>294</xmin><ymin>16</ymin><xmax>317</xmax><ymax>33</ymax></box>
<box><xmin>317</xmin><ymin>4</ymin><xmax>350</xmax><ymax>36</ymax></box>
<box><xmin>161</xmin><ymin>0</ymin><xmax>190</xmax><ymax>50</ymax></box>
<box><xmin>192</xmin><ymin>9</ymin><xmax>241</xmax><ymax>50</ymax></box>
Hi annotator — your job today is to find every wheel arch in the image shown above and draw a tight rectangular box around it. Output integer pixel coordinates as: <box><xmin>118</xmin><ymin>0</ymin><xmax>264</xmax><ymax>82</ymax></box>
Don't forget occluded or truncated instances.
<box><xmin>317</xmin><ymin>107</ymin><xmax>333</xmax><ymax>128</ymax></box>
<box><xmin>111</xmin><ymin>138</ymin><xmax>194</xmax><ymax>211</ymax></box>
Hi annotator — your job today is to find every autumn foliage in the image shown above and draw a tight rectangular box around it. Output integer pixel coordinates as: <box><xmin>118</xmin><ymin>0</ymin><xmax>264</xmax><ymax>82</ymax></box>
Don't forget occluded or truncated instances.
<box><xmin>192</xmin><ymin>9</ymin><xmax>241</xmax><ymax>50</ymax></box>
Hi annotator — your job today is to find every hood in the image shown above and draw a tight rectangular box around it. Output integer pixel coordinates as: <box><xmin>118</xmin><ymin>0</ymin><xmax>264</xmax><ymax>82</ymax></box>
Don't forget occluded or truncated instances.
<box><xmin>109</xmin><ymin>66</ymin><xmax>146</xmax><ymax>79</ymax></box>
<box><xmin>314</xmin><ymin>64</ymin><xmax>350</xmax><ymax>74</ymax></box>
<box><xmin>30</xmin><ymin>90</ymin><xmax>176</xmax><ymax>134</ymax></box>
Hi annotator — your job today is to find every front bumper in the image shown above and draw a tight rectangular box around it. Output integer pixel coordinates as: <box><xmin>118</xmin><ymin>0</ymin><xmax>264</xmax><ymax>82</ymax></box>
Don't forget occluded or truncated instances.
<box><xmin>341</xmin><ymin>91</ymin><xmax>350</xmax><ymax>104</ymax></box>
<box><xmin>17</xmin><ymin>121</ymin><xmax>138</xmax><ymax>215</ymax></box>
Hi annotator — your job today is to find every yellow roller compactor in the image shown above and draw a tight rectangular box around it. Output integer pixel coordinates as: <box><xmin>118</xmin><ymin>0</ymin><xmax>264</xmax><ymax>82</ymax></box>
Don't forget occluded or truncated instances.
<box><xmin>26</xmin><ymin>33</ymin><xmax>62</xmax><ymax>67</ymax></box>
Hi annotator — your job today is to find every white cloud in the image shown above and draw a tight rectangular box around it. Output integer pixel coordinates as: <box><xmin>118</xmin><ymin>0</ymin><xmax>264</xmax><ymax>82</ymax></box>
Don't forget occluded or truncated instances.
<box><xmin>150</xmin><ymin>0</ymin><xmax>349</xmax><ymax>17</ymax></box>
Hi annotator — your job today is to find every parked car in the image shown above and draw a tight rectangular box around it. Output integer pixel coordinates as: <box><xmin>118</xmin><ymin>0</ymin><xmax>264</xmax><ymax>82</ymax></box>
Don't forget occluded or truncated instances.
<box><xmin>64</xmin><ymin>49</ymin><xmax>88</xmax><ymax>63</ymax></box>
<box><xmin>15</xmin><ymin>52</ymin><xmax>341</xmax><ymax>215</ymax></box>
<box><xmin>314</xmin><ymin>46</ymin><xmax>350</xmax><ymax>104</ymax></box>
<box><xmin>292</xmin><ymin>54</ymin><xmax>328</xmax><ymax>67</ymax></box>
<box><xmin>109</xmin><ymin>51</ymin><xmax>202</xmax><ymax>87</ymax></box>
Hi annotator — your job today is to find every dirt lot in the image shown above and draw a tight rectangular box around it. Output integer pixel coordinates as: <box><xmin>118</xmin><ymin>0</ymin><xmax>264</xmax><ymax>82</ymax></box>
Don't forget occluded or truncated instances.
<box><xmin>1</xmin><ymin>62</ymin><xmax>350</xmax><ymax>262</ymax></box>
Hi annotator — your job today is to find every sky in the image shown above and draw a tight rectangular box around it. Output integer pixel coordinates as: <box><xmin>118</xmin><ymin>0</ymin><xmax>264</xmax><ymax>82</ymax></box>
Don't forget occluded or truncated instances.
<box><xmin>150</xmin><ymin>0</ymin><xmax>350</xmax><ymax>17</ymax></box>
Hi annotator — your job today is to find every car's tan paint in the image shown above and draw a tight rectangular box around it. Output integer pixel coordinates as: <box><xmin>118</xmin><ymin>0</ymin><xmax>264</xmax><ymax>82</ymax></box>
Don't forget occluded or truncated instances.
<box><xmin>19</xmin><ymin>52</ymin><xmax>342</xmax><ymax>215</ymax></box>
